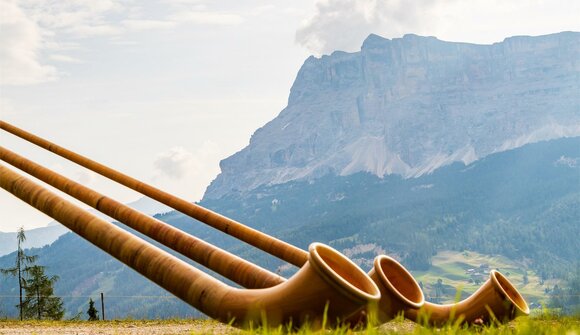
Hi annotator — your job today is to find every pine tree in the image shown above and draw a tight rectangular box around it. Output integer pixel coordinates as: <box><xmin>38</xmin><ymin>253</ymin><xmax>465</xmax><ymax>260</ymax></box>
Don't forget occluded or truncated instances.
<box><xmin>21</xmin><ymin>265</ymin><xmax>64</xmax><ymax>320</ymax></box>
<box><xmin>0</xmin><ymin>227</ymin><xmax>37</xmax><ymax>320</ymax></box>
<box><xmin>87</xmin><ymin>298</ymin><xmax>99</xmax><ymax>321</ymax></box>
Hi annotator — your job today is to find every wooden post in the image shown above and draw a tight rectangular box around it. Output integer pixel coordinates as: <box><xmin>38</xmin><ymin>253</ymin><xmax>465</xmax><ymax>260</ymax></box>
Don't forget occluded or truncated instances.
<box><xmin>100</xmin><ymin>292</ymin><xmax>105</xmax><ymax>321</ymax></box>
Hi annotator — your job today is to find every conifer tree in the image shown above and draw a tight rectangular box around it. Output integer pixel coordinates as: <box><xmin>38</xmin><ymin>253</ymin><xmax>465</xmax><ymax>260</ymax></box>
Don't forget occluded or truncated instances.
<box><xmin>0</xmin><ymin>227</ymin><xmax>37</xmax><ymax>320</ymax></box>
<box><xmin>21</xmin><ymin>265</ymin><xmax>64</xmax><ymax>320</ymax></box>
<box><xmin>87</xmin><ymin>298</ymin><xmax>99</xmax><ymax>321</ymax></box>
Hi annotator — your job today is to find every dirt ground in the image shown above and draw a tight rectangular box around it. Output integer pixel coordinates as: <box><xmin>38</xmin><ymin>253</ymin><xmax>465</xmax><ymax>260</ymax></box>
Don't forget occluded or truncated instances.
<box><xmin>0</xmin><ymin>319</ymin><xmax>419</xmax><ymax>335</ymax></box>
<box><xmin>0</xmin><ymin>319</ymin><xmax>239</xmax><ymax>335</ymax></box>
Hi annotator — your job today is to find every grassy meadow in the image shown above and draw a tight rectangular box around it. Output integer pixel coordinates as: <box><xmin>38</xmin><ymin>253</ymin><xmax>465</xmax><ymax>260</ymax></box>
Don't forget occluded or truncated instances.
<box><xmin>0</xmin><ymin>315</ymin><xmax>578</xmax><ymax>335</ymax></box>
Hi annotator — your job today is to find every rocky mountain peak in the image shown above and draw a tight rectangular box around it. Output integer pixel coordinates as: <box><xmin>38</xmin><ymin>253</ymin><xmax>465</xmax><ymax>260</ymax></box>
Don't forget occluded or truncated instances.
<box><xmin>204</xmin><ymin>32</ymin><xmax>580</xmax><ymax>200</ymax></box>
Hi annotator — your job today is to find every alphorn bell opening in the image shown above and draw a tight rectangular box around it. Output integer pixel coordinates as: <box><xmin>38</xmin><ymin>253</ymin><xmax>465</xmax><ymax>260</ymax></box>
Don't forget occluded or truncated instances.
<box><xmin>0</xmin><ymin>165</ymin><xmax>381</xmax><ymax>328</ymax></box>
<box><xmin>406</xmin><ymin>270</ymin><xmax>530</xmax><ymax>326</ymax></box>
<box><xmin>368</xmin><ymin>256</ymin><xmax>425</xmax><ymax>323</ymax></box>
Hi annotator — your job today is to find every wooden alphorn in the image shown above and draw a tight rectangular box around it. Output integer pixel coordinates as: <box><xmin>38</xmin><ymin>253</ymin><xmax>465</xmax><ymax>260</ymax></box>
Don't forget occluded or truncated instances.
<box><xmin>0</xmin><ymin>120</ymin><xmax>529</xmax><ymax>325</ymax></box>
<box><xmin>0</xmin><ymin>165</ymin><xmax>380</xmax><ymax>328</ymax></box>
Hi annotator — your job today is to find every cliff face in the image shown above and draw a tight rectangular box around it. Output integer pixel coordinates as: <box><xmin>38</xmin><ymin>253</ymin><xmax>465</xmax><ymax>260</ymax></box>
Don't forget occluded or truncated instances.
<box><xmin>204</xmin><ymin>32</ymin><xmax>580</xmax><ymax>200</ymax></box>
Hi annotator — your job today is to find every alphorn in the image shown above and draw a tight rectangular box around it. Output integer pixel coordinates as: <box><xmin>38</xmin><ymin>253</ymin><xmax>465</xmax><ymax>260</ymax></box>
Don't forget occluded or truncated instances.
<box><xmin>1</xmin><ymin>120</ymin><xmax>424</xmax><ymax>322</ymax></box>
<box><xmin>406</xmin><ymin>270</ymin><xmax>530</xmax><ymax>325</ymax></box>
<box><xmin>0</xmin><ymin>121</ymin><xmax>307</xmax><ymax>266</ymax></box>
<box><xmin>0</xmin><ymin>121</ymin><xmax>529</xmax><ymax>325</ymax></box>
<box><xmin>0</xmin><ymin>146</ymin><xmax>283</xmax><ymax>289</ymax></box>
<box><xmin>0</xmin><ymin>165</ymin><xmax>381</xmax><ymax>328</ymax></box>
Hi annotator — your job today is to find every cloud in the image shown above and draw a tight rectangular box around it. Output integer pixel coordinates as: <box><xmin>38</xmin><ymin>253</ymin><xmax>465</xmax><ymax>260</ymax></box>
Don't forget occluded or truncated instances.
<box><xmin>0</xmin><ymin>96</ymin><xmax>17</xmax><ymax>116</ymax></box>
<box><xmin>296</xmin><ymin>0</ymin><xmax>438</xmax><ymax>55</ymax></box>
<box><xmin>154</xmin><ymin>146</ymin><xmax>196</xmax><ymax>180</ymax></box>
<box><xmin>76</xmin><ymin>170</ymin><xmax>97</xmax><ymax>185</ymax></box>
<box><xmin>170</xmin><ymin>11</ymin><xmax>244</xmax><ymax>25</ymax></box>
<box><xmin>122</xmin><ymin>19</ymin><xmax>177</xmax><ymax>32</ymax></box>
<box><xmin>49</xmin><ymin>54</ymin><xmax>82</xmax><ymax>63</ymax></box>
<box><xmin>0</xmin><ymin>0</ymin><xmax>57</xmax><ymax>85</ymax></box>
<box><xmin>2</xmin><ymin>0</ymin><xmax>246</xmax><ymax>86</ymax></box>
<box><xmin>30</xmin><ymin>0</ymin><xmax>124</xmax><ymax>34</ymax></box>
<box><xmin>67</xmin><ymin>24</ymin><xmax>121</xmax><ymax>37</ymax></box>
<box><xmin>152</xmin><ymin>141</ymin><xmax>222</xmax><ymax>201</ymax></box>
<box><xmin>153</xmin><ymin>141</ymin><xmax>221</xmax><ymax>181</ymax></box>
<box><xmin>296</xmin><ymin>0</ymin><xmax>580</xmax><ymax>55</ymax></box>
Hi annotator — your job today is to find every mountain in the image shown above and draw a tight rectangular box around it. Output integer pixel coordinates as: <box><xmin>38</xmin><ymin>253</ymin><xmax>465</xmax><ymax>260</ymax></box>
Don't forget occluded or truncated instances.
<box><xmin>204</xmin><ymin>32</ymin><xmax>580</xmax><ymax>200</ymax></box>
<box><xmin>201</xmin><ymin>137</ymin><xmax>580</xmax><ymax>277</ymax></box>
<box><xmin>0</xmin><ymin>137</ymin><xmax>577</xmax><ymax>318</ymax></box>
<box><xmin>0</xmin><ymin>225</ymin><xmax>68</xmax><ymax>258</ymax></box>
<box><xmin>0</xmin><ymin>197</ymin><xmax>172</xmax><ymax>257</ymax></box>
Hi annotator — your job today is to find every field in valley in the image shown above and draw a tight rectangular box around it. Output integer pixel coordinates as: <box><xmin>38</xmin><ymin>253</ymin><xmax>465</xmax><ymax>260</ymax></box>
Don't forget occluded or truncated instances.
<box><xmin>412</xmin><ymin>250</ymin><xmax>559</xmax><ymax>306</ymax></box>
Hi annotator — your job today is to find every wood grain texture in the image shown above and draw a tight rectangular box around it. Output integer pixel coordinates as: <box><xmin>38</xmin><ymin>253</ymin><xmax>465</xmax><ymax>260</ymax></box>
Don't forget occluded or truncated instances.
<box><xmin>0</xmin><ymin>120</ymin><xmax>309</xmax><ymax>267</ymax></box>
<box><xmin>0</xmin><ymin>146</ymin><xmax>284</xmax><ymax>289</ymax></box>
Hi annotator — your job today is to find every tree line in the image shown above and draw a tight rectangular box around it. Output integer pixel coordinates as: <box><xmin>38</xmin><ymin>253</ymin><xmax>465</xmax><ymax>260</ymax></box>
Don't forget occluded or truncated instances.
<box><xmin>0</xmin><ymin>227</ymin><xmax>99</xmax><ymax>321</ymax></box>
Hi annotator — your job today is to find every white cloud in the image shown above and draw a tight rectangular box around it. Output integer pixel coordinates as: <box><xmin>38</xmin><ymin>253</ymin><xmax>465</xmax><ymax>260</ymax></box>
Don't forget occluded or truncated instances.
<box><xmin>161</xmin><ymin>0</ymin><xmax>206</xmax><ymax>5</ymax></box>
<box><xmin>122</xmin><ymin>19</ymin><xmax>176</xmax><ymax>32</ymax></box>
<box><xmin>170</xmin><ymin>11</ymin><xmax>244</xmax><ymax>25</ymax></box>
<box><xmin>154</xmin><ymin>146</ymin><xmax>196</xmax><ymax>180</ymax></box>
<box><xmin>0</xmin><ymin>96</ymin><xmax>17</xmax><ymax>116</ymax></box>
<box><xmin>29</xmin><ymin>0</ymin><xmax>124</xmax><ymax>32</ymax></box>
<box><xmin>154</xmin><ymin>141</ymin><xmax>222</xmax><ymax>181</ymax></box>
<box><xmin>67</xmin><ymin>24</ymin><xmax>121</xmax><ymax>37</ymax></box>
<box><xmin>49</xmin><ymin>54</ymin><xmax>82</xmax><ymax>63</ymax></box>
<box><xmin>296</xmin><ymin>0</ymin><xmax>437</xmax><ymax>55</ymax></box>
<box><xmin>296</xmin><ymin>0</ymin><xmax>580</xmax><ymax>55</ymax></box>
<box><xmin>428</xmin><ymin>0</ymin><xmax>580</xmax><ymax>44</ymax></box>
<box><xmin>1</xmin><ymin>0</ymin><xmax>247</xmax><ymax>86</ymax></box>
<box><xmin>152</xmin><ymin>141</ymin><xmax>222</xmax><ymax>200</ymax></box>
<box><xmin>0</xmin><ymin>0</ymin><xmax>57</xmax><ymax>85</ymax></box>
<box><xmin>76</xmin><ymin>169</ymin><xmax>97</xmax><ymax>185</ymax></box>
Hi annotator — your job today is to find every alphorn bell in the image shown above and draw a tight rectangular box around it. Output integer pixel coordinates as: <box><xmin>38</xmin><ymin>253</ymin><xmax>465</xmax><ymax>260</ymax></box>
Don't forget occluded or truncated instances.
<box><xmin>406</xmin><ymin>270</ymin><xmax>530</xmax><ymax>326</ymax></box>
<box><xmin>367</xmin><ymin>256</ymin><xmax>425</xmax><ymax>323</ymax></box>
<box><xmin>0</xmin><ymin>121</ymin><xmax>529</xmax><ymax>325</ymax></box>
<box><xmin>0</xmin><ymin>165</ymin><xmax>381</xmax><ymax>328</ymax></box>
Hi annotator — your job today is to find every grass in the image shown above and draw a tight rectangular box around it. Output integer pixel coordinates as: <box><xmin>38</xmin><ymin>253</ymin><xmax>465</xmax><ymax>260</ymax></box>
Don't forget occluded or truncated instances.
<box><xmin>0</xmin><ymin>315</ymin><xmax>578</xmax><ymax>335</ymax></box>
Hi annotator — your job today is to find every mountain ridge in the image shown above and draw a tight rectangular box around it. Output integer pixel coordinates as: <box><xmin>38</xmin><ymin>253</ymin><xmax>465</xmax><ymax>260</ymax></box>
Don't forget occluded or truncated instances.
<box><xmin>204</xmin><ymin>31</ymin><xmax>580</xmax><ymax>200</ymax></box>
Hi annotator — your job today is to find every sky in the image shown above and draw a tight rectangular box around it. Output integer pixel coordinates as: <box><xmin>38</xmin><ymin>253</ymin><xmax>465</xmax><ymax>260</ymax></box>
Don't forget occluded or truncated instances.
<box><xmin>1</xmin><ymin>0</ymin><xmax>579</xmax><ymax>232</ymax></box>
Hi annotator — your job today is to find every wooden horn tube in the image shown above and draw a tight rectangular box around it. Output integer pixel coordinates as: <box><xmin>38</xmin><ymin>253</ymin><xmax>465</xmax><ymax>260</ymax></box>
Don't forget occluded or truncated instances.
<box><xmin>0</xmin><ymin>165</ymin><xmax>381</xmax><ymax>328</ymax></box>
<box><xmin>367</xmin><ymin>256</ymin><xmax>425</xmax><ymax>323</ymax></box>
<box><xmin>0</xmin><ymin>146</ymin><xmax>284</xmax><ymax>289</ymax></box>
<box><xmin>405</xmin><ymin>270</ymin><xmax>530</xmax><ymax>326</ymax></box>
<box><xmin>0</xmin><ymin>120</ymin><xmax>309</xmax><ymax>267</ymax></box>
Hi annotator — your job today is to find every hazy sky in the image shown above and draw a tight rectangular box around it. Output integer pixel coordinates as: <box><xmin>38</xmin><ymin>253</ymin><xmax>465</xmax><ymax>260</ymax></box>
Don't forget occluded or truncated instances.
<box><xmin>1</xmin><ymin>0</ymin><xmax>579</xmax><ymax>232</ymax></box>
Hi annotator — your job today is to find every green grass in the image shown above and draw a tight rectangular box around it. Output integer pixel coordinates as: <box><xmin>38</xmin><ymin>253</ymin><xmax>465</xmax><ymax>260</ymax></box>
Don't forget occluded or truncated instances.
<box><xmin>0</xmin><ymin>316</ymin><xmax>578</xmax><ymax>334</ymax></box>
